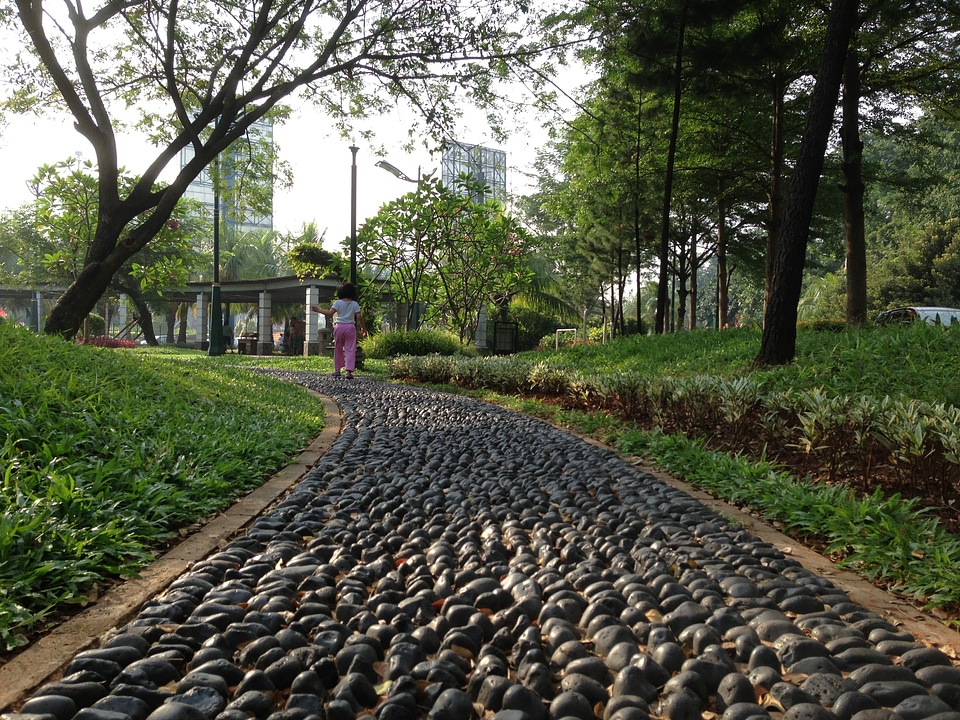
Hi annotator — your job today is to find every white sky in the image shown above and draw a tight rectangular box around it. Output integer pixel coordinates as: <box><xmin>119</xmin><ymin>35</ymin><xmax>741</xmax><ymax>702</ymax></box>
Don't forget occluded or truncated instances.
<box><xmin>0</xmin><ymin>101</ymin><xmax>557</xmax><ymax>252</ymax></box>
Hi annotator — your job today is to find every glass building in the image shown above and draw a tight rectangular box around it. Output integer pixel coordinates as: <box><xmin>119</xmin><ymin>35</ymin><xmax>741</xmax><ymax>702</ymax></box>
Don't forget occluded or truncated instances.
<box><xmin>179</xmin><ymin>118</ymin><xmax>274</xmax><ymax>234</ymax></box>
<box><xmin>440</xmin><ymin>140</ymin><xmax>507</xmax><ymax>203</ymax></box>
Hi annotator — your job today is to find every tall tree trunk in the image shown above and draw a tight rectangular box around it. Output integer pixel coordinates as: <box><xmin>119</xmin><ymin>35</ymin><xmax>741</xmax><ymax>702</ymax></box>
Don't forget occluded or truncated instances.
<box><xmin>46</xmin><ymin>260</ymin><xmax>121</xmax><ymax>340</ymax></box>
<box><xmin>669</xmin><ymin>272</ymin><xmax>675</xmax><ymax>332</ymax></box>
<box><xmin>132</xmin><ymin>294</ymin><xmax>159</xmax><ymax>346</ymax></box>
<box><xmin>115</xmin><ymin>276</ymin><xmax>159</xmax><ymax>346</ymax></box>
<box><xmin>841</xmin><ymin>50</ymin><xmax>868</xmax><ymax>327</ymax></box>
<box><xmin>717</xmin><ymin>183</ymin><xmax>729</xmax><ymax>329</ymax></box>
<box><xmin>618</xmin><ymin>245</ymin><xmax>628</xmax><ymax>336</ymax></box>
<box><xmin>756</xmin><ymin>0</ymin><xmax>857</xmax><ymax>366</ymax></box>
<box><xmin>609</xmin><ymin>282</ymin><xmax>616</xmax><ymax>340</ymax></box>
<box><xmin>655</xmin><ymin>0</ymin><xmax>688</xmax><ymax>334</ymax></box>
<box><xmin>675</xmin><ymin>233</ymin><xmax>689</xmax><ymax>331</ymax></box>
<box><xmin>689</xmin><ymin>228</ymin><xmax>698</xmax><ymax>330</ymax></box>
<box><xmin>634</xmin><ymin>97</ymin><xmax>644</xmax><ymax>335</ymax></box>
<box><xmin>178</xmin><ymin>303</ymin><xmax>189</xmax><ymax>344</ymax></box>
<box><xmin>765</xmin><ymin>72</ymin><xmax>787</xmax><ymax>325</ymax></box>
<box><xmin>165</xmin><ymin>305</ymin><xmax>177</xmax><ymax>343</ymax></box>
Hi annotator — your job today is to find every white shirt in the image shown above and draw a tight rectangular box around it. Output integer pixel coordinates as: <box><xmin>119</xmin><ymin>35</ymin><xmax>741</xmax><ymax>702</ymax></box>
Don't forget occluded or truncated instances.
<box><xmin>332</xmin><ymin>299</ymin><xmax>360</xmax><ymax>324</ymax></box>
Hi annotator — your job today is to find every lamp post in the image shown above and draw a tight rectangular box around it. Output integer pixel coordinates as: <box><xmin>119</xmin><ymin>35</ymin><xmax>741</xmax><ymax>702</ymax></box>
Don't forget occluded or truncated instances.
<box><xmin>208</xmin><ymin>166</ymin><xmax>225</xmax><ymax>356</ymax></box>
<box><xmin>375</xmin><ymin>160</ymin><xmax>420</xmax><ymax>184</ymax></box>
<box><xmin>350</xmin><ymin>143</ymin><xmax>359</xmax><ymax>286</ymax></box>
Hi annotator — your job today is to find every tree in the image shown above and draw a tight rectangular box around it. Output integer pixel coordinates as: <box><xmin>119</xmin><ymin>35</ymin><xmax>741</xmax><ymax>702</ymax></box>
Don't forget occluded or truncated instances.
<box><xmin>3</xmin><ymin>157</ymin><xmax>204</xmax><ymax>342</ymax></box>
<box><xmin>558</xmin><ymin>0</ymin><xmax>821</xmax><ymax>335</ymax></box>
<box><xmin>357</xmin><ymin>176</ymin><xmax>533</xmax><ymax>341</ymax></box>
<box><xmin>755</xmin><ymin>0</ymin><xmax>857</xmax><ymax>366</ymax></box>
<box><xmin>287</xmin><ymin>243</ymin><xmax>343</xmax><ymax>281</ymax></box>
<box><xmin>356</xmin><ymin>178</ymin><xmax>442</xmax><ymax>330</ymax></box>
<box><xmin>872</xmin><ymin>219</ymin><xmax>960</xmax><ymax>310</ymax></box>
<box><xmin>538</xmin><ymin>76</ymin><xmax>665</xmax><ymax>339</ymax></box>
<box><xmin>3</xmin><ymin>0</ymin><xmax>551</xmax><ymax>339</ymax></box>
<box><xmin>522</xmin><ymin>149</ymin><xmax>608</xmax><ymax>336</ymax></box>
<box><xmin>838</xmin><ymin>0</ymin><xmax>960</xmax><ymax>327</ymax></box>
<box><xmin>509</xmin><ymin>189</ymin><xmax>578</xmax><ymax>325</ymax></box>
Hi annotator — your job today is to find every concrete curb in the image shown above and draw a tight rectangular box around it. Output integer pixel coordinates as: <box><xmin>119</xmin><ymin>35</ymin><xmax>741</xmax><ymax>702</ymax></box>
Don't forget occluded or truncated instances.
<box><xmin>0</xmin><ymin>392</ymin><xmax>343</xmax><ymax>712</ymax></box>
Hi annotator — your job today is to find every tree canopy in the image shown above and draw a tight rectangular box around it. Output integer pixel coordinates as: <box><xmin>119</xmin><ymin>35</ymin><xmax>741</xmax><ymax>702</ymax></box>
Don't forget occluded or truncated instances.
<box><xmin>0</xmin><ymin>157</ymin><xmax>205</xmax><ymax>341</ymax></box>
<box><xmin>2</xmin><ymin>0</ymin><xmax>555</xmax><ymax>338</ymax></box>
<box><xmin>357</xmin><ymin>175</ymin><xmax>533</xmax><ymax>341</ymax></box>
<box><xmin>527</xmin><ymin>0</ymin><xmax>960</xmax><ymax>361</ymax></box>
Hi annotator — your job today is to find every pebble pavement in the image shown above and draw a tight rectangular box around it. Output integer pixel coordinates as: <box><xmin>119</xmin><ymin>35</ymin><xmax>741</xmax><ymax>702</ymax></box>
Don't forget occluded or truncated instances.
<box><xmin>8</xmin><ymin>373</ymin><xmax>960</xmax><ymax>720</ymax></box>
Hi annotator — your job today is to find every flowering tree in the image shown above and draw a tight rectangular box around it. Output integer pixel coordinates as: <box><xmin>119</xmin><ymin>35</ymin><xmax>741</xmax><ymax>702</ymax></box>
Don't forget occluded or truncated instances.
<box><xmin>356</xmin><ymin>177</ymin><xmax>442</xmax><ymax>330</ymax></box>
<box><xmin>357</xmin><ymin>176</ymin><xmax>533</xmax><ymax>341</ymax></box>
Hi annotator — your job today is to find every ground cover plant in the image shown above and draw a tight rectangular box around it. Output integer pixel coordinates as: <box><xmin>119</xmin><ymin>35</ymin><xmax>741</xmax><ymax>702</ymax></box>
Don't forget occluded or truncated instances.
<box><xmin>389</xmin><ymin>323</ymin><xmax>960</xmax><ymax>620</ymax></box>
<box><xmin>0</xmin><ymin>323</ymin><xmax>326</xmax><ymax>650</ymax></box>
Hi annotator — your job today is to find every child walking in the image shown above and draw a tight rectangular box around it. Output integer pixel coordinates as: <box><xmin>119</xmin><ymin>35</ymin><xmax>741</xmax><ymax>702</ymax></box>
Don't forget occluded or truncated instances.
<box><xmin>312</xmin><ymin>282</ymin><xmax>367</xmax><ymax>379</ymax></box>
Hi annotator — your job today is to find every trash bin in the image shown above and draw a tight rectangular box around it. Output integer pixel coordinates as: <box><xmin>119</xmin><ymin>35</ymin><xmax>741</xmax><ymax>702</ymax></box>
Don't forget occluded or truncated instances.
<box><xmin>237</xmin><ymin>334</ymin><xmax>258</xmax><ymax>354</ymax></box>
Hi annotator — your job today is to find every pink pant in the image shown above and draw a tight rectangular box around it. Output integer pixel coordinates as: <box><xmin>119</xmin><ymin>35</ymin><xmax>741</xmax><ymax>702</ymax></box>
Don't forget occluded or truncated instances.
<box><xmin>333</xmin><ymin>322</ymin><xmax>357</xmax><ymax>372</ymax></box>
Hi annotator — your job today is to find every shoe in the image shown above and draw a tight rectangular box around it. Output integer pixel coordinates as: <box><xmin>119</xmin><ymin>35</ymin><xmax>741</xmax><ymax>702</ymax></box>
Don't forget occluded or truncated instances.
<box><xmin>330</xmin><ymin>371</ymin><xmax>341</xmax><ymax>378</ymax></box>
<box><xmin>345</xmin><ymin>371</ymin><xmax>354</xmax><ymax>380</ymax></box>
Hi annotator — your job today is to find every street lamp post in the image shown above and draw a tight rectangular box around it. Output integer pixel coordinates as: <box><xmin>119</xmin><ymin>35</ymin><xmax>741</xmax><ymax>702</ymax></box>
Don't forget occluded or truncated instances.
<box><xmin>209</xmin><ymin>171</ymin><xmax>225</xmax><ymax>356</ymax></box>
<box><xmin>350</xmin><ymin>143</ymin><xmax>359</xmax><ymax>286</ymax></box>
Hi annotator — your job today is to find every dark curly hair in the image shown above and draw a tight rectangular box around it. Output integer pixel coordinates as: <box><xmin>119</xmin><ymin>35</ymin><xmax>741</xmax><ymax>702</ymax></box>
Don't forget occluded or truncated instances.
<box><xmin>337</xmin><ymin>282</ymin><xmax>358</xmax><ymax>300</ymax></box>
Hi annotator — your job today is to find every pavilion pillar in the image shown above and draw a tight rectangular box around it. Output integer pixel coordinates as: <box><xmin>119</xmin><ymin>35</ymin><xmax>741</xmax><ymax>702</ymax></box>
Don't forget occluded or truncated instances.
<box><xmin>258</xmin><ymin>291</ymin><xmax>273</xmax><ymax>355</ymax></box>
<box><xmin>32</xmin><ymin>291</ymin><xmax>44</xmax><ymax>332</ymax></box>
<box><xmin>117</xmin><ymin>301</ymin><xmax>128</xmax><ymax>339</ymax></box>
<box><xmin>305</xmin><ymin>286</ymin><xmax>320</xmax><ymax>356</ymax></box>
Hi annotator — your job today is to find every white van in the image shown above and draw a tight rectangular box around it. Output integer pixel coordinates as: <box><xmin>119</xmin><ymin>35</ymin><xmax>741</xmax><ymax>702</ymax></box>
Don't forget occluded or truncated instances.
<box><xmin>875</xmin><ymin>306</ymin><xmax>960</xmax><ymax>325</ymax></box>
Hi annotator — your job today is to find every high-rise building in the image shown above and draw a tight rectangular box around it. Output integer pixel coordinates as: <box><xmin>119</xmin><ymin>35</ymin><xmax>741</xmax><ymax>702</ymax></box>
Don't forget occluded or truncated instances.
<box><xmin>440</xmin><ymin>140</ymin><xmax>507</xmax><ymax>203</ymax></box>
<box><xmin>180</xmin><ymin>118</ymin><xmax>274</xmax><ymax>235</ymax></box>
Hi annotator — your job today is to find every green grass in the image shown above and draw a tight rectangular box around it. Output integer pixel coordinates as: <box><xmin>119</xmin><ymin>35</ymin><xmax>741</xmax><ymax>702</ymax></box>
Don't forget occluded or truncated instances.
<box><xmin>521</xmin><ymin>323</ymin><xmax>960</xmax><ymax>405</ymax></box>
<box><xmin>0</xmin><ymin>324</ymin><xmax>334</xmax><ymax>650</ymax></box>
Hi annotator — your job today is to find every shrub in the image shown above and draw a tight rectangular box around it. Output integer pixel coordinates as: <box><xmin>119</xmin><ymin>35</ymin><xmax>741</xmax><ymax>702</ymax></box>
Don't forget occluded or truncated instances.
<box><xmin>539</xmin><ymin>330</ymin><xmax>576</xmax><ymax>350</ymax></box>
<box><xmin>86</xmin><ymin>313</ymin><xmax>106</xmax><ymax>336</ymax></box>
<box><xmin>797</xmin><ymin>318</ymin><xmax>848</xmax><ymax>333</ymax></box>
<box><xmin>587</xmin><ymin>326</ymin><xmax>606</xmax><ymax>343</ymax></box>
<box><xmin>509</xmin><ymin>306</ymin><xmax>562</xmax><ymax>352</ymax></box>
<box><xmin>363</xmin><ymin>328</ymin><xmax>475</xmax><ymax>359</ymax></box>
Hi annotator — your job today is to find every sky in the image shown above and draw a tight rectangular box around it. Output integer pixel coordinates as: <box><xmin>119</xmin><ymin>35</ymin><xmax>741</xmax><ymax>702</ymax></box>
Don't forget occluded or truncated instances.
<box><xmin>0</xmin><ymin>101</ymin><xmax>557</xmax><ymax>252</ymax></box>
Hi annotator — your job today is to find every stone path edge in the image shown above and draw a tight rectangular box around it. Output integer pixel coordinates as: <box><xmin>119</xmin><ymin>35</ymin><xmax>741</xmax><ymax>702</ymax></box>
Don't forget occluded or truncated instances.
<box><xmin>0</xmin><ymin>391</ymin><xmax>343</xmax><ymax>713</ymax></box>
<box><xmin>621</xmin><ymin>453</ymin><xmax>960</xmax><ymax>655</ymax></box>
<box><xmin>544</xmin><ymin>420</ymin><xmax>960</xmax><ymax>654</ymax></box>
